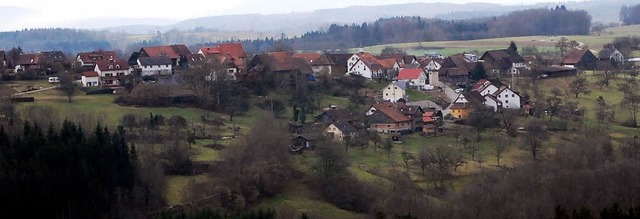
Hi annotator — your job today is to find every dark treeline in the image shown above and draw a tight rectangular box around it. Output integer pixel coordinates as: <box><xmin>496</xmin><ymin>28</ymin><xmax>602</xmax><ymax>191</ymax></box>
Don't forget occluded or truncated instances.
<box><xmin>0</xmin><ymin>28</ymin><xmax>113</xmax><ymax>54</ymax></box>
<box><xmin>620</xmin><ymin>3</ymin><xmax>640</xmax><ymax>25</ymax></box>
<box><xmin>0</xmin><ymin>121</ymin><xmax>140</xmax><ymax>218</ymax></box>
<box><xmin>239</xmin><ymin>7</ymin><xmax>591</xmax><ymax>53</ymax></box>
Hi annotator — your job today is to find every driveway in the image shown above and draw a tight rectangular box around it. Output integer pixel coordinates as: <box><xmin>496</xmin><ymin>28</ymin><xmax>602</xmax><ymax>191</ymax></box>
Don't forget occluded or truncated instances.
<box><xmin>442</xmin><ymin>84</ymin><xmax>459</xmax><ymax>102</ymax></box>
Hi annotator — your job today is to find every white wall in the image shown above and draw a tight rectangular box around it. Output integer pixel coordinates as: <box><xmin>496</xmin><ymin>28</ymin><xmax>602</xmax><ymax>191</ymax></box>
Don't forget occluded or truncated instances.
<box><xmin>496</xmin><ymin>88</ymin><xmax>521</xmax><ymax>109</ymax></box>
<box><xmin>382</xmin><ymin>83</ymin><xmax>405</xmax><ymax>102</ymax></box>
<box><xmin>349</xmin><ymin>61</ymin><xmax>373</xmax><ymax>79</ymax></box>
<box><xmin>81</xmin><ymin>76</ymin><xmax>99</xmax><ymax>87</ymax></box>
<box><xmin>138</xmin><ymin>62</ymin><xmax>172</xmax><ymax>76</ymax></box>
<box><xmin>480</xmin><ymin>84</ymin><xmax>499</xmax><ymax>96</ymax></box>
<box><xmin>483</xmin><ymin>96</ymin><xmax>500</xmax><ymax>112</ymax></box>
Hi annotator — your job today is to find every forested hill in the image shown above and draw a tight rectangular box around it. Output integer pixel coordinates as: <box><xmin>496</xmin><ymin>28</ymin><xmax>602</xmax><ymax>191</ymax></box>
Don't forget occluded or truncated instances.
<box><xmin>240</xmin><ymin>7</ymin><xmax>591</xmax><ymax>53</ymax></box>
<box><xmin>0</xmin><ymin>28</ymin><xmax>113</xmax><ymax>54</ymax></box>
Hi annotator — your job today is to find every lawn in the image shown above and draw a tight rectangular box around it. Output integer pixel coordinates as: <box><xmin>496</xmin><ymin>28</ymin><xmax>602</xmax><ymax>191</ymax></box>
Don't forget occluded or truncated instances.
<box><xmin>353</xmin><ymin>25</ymin><xmax>640</xmax><ymax>56</ymax></box>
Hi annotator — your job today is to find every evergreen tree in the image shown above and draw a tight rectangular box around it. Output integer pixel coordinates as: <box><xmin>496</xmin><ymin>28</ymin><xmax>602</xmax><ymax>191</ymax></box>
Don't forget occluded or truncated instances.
<box><xmin>470</xmin><ymin>62</ymin><xmax>487</xmax><ymax>81</ymax></box>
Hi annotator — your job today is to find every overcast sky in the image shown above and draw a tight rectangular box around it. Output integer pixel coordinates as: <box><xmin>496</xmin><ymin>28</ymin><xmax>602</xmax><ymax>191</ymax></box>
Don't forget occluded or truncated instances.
<box><xmin>1</xmin><ymin>0</ymin><xmax>577</xmax><ymax>30</ymax></box>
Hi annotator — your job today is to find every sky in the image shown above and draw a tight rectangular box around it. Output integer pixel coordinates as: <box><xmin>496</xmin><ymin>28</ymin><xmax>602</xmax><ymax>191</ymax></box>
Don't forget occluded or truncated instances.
<box><xmin>0</xmin><ymin>0</ymin><xmax>578</xmax><ymax>30</ymax></box>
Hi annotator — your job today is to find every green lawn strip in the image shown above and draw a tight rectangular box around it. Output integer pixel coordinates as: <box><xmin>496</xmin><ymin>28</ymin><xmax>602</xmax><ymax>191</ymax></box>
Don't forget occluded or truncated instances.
<box><xmin>165</xmin><ymin>174</ymin><xmax>211</xmax><ymax>206</ymax></box>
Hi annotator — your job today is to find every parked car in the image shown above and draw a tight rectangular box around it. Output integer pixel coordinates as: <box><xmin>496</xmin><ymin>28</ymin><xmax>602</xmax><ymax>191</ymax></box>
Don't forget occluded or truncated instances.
<box><xmin>455</xmin><ymin>88</ymin><xmax>464</xmax><ymax>93</ymax></box>
<box><xmin>421</xmin><ymin>85</ymin><xmax>435</xmax><ymax>91</ymax></box>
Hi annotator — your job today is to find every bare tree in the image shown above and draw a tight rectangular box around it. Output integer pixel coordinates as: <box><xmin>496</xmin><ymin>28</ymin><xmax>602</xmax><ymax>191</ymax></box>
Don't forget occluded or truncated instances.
<box><xmin>499</xmin><ymin>109</ymin><xmax>520</xmax><ymax>137</ymax></box>
<box><xmin>58</xmin><ymin>72</ymin><xmax>76</xmax><ymax>103</ymax></box>
<box><xmin>569</xmin><ymin>77</ymin><xmax>591</xmax><ymax>98</ymax></box>
<box><xmin>423</xmin><ymin>145</ymin><xmax>459</xmax><ymax>190</ymax></box>
<box><xmin>495</xmin><ymin>139</ymin><xmax>508</xmax><ymax>167</ymax></box>
<box><xmin>383</xmin><ymin>138</ymin><xmax>393</xmax><ymax>158</ymax></box>
<box><xmin>401</xmin><ymin>151</ymin><xmax>414</xmax><ymax>172</ymax></box>
<box><xmin>618</xmin><ymin>79</ymin><xmax>640</xmax><ymax>127</ymax></box>
<box><xmin>522</xmin><ymin>119</ymin><xmax>548</xmax><ymax>160</ymax></box>
<box><xmin>546</xmin><ymin>88</ymin><xmax>564</xmax><ymax>121</ymax></box>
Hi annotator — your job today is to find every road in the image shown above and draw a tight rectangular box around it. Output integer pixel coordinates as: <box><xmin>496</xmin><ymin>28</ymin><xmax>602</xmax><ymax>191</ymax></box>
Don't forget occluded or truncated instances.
<box><xmin>442</xmin><ymin>84</ymin><xmax>459</xmax><ymax>102</ymax></box>
<box><xmin>11</xmin><ymin>85</ymin><xmax>59</xmax><ymax>96</ymax></box>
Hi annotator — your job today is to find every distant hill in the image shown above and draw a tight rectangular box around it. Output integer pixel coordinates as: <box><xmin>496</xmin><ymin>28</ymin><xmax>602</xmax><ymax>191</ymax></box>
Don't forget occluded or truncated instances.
<box><xmin>95</xmin><ymin>0</ymin><xmax>637</xmax><ymax>35</ymax></box>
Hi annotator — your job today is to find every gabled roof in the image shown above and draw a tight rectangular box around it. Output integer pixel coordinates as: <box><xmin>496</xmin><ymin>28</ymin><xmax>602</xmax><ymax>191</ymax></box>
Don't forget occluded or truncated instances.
<box><xmin>354</xmin><ymin>52</ymin><xmax>384</xmax><ymax>71</ymax></box>
<box><xmin>325</xmin><ymin>53</ymin><xmax>352</xmax><ymax>65</ymax></box>
<box><xmin>81</xmin><ymin>71</ymin><xmax>99</xmax><ymax>77</ymax></box>
<box><xmin>39</xmin><ymin>51</ymin><xmax>67</xmax><ymax>62</ymax></box>
<box><xmin>462</xmin><ymin>91</ymin><xmax>486</xmax><ymax>107</ymax></box>
<box><xmin>252</xmin><ymin>52</ymin><xmax>312</xmax><ymax>73</ymax></box>
<box><xmin>598</xmin><ymin>48</ymin><xmax>621</xmax><ymax>60</ymax></box>
<box><xmin>562</xmin><ymin>49</ymin><xmax>593</xmax><ymax>65</ymax></box>
<box><xmin>95</xmin><ymin>59</ymin><xmax>129</xmax><ymax>71</ymax></box>
<box><xmin>493</xmin><ymin>86</ymin><xmax>517</xmax><ymax>97</ymax></box>
<box><xmin>444</xmin><ymin>54</ymin><xmax>476</xmax><ymax>71</ymax></box>
<box><xmin>199</xmin><ymin>43</ymin><xmax>246</xmax><ymax>59</ymax></box>
<box><xmin>212</xmin><ymin>54</ymin><xmax>245</xmax><ymax>70</ymax></box>
<box><xmin>480</xmin><ymin>49</ymin><xmax>524</xmax><ymax>69</ymax></box>
<box><xmin>472</xmin><ymin>79</ymin><xmax>491</xmax><ymax>91</ymax></box>
<box><xmin>292</xmin><ymin>53</ymin><xmax>333</xmax><ymax>66</ymax></box>
<box><xmin>140</xmin><ymin>45</ymin><xmax>192</xmax><ymax>59</ymax></box>
<box><xmin>397</xmin><ymin>69</ymin><xmax>424</xmax><ymax>80</ymax></box>
<box><xmin>77</xmin><ymin>50</ymin><xmax>117</xmax><ymax>63</ymax></box>
<box><xmin>331</xmin><ymin>120</ymin><xmax>357</xmax><ymax>134</ymax></box>
<box><xmin>316</xmin><ymin>108</ymin><xmax>362</xmax><ymax>122</ymax></box>
<box><xmin>377</xmin><ymin>58</ymin><xmax>398</xmax><ymax>69</ymax></box>
<box><xmin>18</xmin><ymin>54</ymin><xmax>38</xmax><ymax>65</ymax></box>
<box><xmin>138</xmin><ymin>57</ymin><xmax>173</xmax><ymax>66</ymax></box>
<box><xmin>440</xmin><ymin>68</ymin><xmax>469</xmax><ymax>76</ymax></box>
<box><xmin>369</xmin><ymin>103</ymin><xmax>412</xmax><ymax>123</ymax></box>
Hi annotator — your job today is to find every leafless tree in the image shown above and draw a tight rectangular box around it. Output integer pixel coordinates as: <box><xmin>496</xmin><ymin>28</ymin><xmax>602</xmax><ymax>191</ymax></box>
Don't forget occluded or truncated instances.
<box><xmin>499</xmin><ymin>109</ymin><xmax>520</xmax><ymax>137</ymax></box>
<box><xmin>58</xmin><ymin>72</ymin><xmax>76</xmax><ymax>103</ymax></box>
<box><xmin>495</xmin><ymin>139</ymin><xmax>508</xmax><ymax>167</ymax></box>
<box><xmin>423</xmin><ymin>145</ymin><xmax>460</xmax><ymax>190</ymax></box>
<box><xmin>569</xmin><ymin>77</ymin><xmax>591</xmax><ymax>98</ymax></box>
<box><xmin>401</xmin><ymin>151</ymin><xmax>414</xmax><ymax>172</ymax></box>
<box><xmin>522</xmin><ymin>119</ymin><xmax>548</xmax><ymax>160</ymax></box>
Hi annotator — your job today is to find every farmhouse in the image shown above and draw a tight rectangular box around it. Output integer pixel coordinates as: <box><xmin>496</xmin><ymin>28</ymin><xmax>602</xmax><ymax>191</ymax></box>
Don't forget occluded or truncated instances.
<box><xmin>538</xmin><ymin>66</ymin><xmax>578</xmax><ymax>78</ymax></box>
<box><xmin>397</xmin><ymin>68</ymin><xmax>428</xmax><ymax>87</ymax></box>
<box><xmin>198</xmin><ymin>43</ymin><xmax>246</xmax><ymax>60</ymax></box>
<box><xmin>367</xmin><ymin>103</ymin><xmax>413</xmax><ymax>134</ymax></box>
<box><xmin>480</xmin><ymin>49</ymin><xmax>526</xmax><ymax>76</ymax></box>
<box><xmin>347</xmin><ymin>52</ymin><xmax>399</xmax><ymax>80</ymax></box>
<box><xmin>598</xmin><ymin>48</ymin><xmax>625</xmax><ymax>66</ymax></box>
<box><xmin>293</xmin><ymin>53</ymin><xmax>333</xmax><ymax>76</ymax></box>
<box><xmin>76</xmin><ymin>50</ymin><xmax>118</xmax><ymax>66</ymax></box>
<box><xmin>382</xmin><ymin>81</ymin><xmax>407</xmax><ymax>102</ymax></box>
<box><xmin>94</xmin><ymin>59</ymin><xmax>131</xmax><ymax>86</ymax></box>
<box><xmin>15</xmin><ymin>51</ymin><xmax>68</xmax><ymax>73</ymax></box>
<box><xmin>439</xmin><ymin>53</ymin><xmax>477</xmax><ymax>84</ymax></box>
<box><xmin>139</xmin><ymin>44</ymin><xmax>192</xmax><ymax>67</ymax></box>
<box><xmin>137</xmin><ymin>57</ymin><xmax>173</xmax><ymax>76</ymax></box>
<box><xmin>562</xmin><ymin>49</ymin><xmax>598</xmax><ymax>70</ymax></box>
<box><xmin>324</xmin><ymin>121</ymin><xmax>357</xmax><ymax>142</ymax></box>
<box><xmin>325</xmin><ymin>53</ymin><xmax>352</xmax><ymax>78</ymax></box>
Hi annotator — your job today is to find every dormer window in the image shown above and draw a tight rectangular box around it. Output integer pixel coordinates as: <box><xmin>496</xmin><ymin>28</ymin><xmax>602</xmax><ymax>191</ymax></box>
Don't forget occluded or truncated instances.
<box><xmin>108</xmin><ymin>65</ymin><xmax>114</xmax><ymax>69</ymax></box>
<box><xmin>116</xmin><ymin>65</ymin><xmax>120</xmax><ymax>69</ymax></box>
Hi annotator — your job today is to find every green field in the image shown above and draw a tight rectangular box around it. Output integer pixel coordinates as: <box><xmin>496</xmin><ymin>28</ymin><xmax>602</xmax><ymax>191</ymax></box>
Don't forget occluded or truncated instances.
<box><xmin>355</xmin><ymin>25</ymin><xmax>640</xmax><ymax>57</ymax></box>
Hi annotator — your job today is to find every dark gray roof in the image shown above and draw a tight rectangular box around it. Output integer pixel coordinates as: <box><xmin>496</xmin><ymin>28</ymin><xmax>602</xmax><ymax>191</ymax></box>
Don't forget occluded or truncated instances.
<box><xmin>138</xmin><ymin>57</ymin><xmax>173</xmax><ymax>66</ymax></box>
<box><xmin>332</xmin><ymin>120</ymin><xmax>357</xmax><ymax>134</ymax></box>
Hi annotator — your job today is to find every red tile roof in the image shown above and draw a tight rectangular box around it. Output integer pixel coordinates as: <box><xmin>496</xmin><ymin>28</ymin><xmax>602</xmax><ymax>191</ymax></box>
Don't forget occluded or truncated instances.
<box><xmin>423</xmin><ymin>115</ymin><xmax>435</xmax><ymax>123</ymax></box>
<box><xmin>199</xmin><ymin>43</ymin><xmax>246</xmax><ymax>59</ymax></box>
<box><xmin>377</xmin><ymin>58</ymin><xmax>398</xmax><ymax>69</ymax></box>
<box><xmin>141</xmin><ymin>45</ymin><xmax>192</xmax><ymax>59</ymax></box>
<box><xmin>397</xmin><ymin>69</ymin><xmax>424</xmax><ymax>80</ymax></box>
<box><xmin>371</xmin><ymin>102</ymin><xmax>412</xmax><ymax>122</ymax></box>
<box><xmin>95</xmin><ymin>59</ymin><xmax>130</xmax><ymax>71</ymax></box>
<box><xmin>18</xmin><ymin>54</ymin><xmax>38</xmax><ymax>65</ymax></box>
<box><xmin>292</xmin><ymin>53</ymin><xmax>332</xmax><ymax>66</ymax></box>
<box><xmin>81</xmin><ymin>71</ymin><xmax>99</xmax><ymax>77</ymax></box>
<box><xmin>253</xmin><ymin>52</ymin><xmax>312</xmax><ymax>73</ymax></box>
<box><xmin>77</xmin><ymin>50</ymin><xmax>117</xmax><ymax>63</ymax></box>
<box><xmin>562</xmin><ymin>49</ymin><xmax>589</xmax><ymax>65</ymax></box>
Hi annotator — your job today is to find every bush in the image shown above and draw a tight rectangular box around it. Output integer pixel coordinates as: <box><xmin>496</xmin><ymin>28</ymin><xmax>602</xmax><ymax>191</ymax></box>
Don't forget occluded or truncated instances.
<box><xmin>621</xmin><ymin>117</ymin><xmax>638</xmax><ymax>128</ymax></box>
<box><xmin>83</xmin><ymin>88</ymin><xmax>114</xmax><ymax>95</ymax></box>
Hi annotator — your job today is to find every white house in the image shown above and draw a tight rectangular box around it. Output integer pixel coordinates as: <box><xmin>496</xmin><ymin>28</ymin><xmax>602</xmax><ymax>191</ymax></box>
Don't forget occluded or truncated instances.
<box><xmin>494</xmin><ymin>87</ymin><xmax>521</xmax><ymax>109</ymax></box>
<box><xmin>347</xmin><ymin>52</ymin><xmax>401</xmax><ymax>80</ymax></box>
<box><xmin>482</xmin><ymin>95</ymin><xmax>502</xmax><ymax>111</ymax></box>
<box><xmin>382</xmin><ymin>81</ymin><xmax>407</xmax><ymax>102</ymax></box>
<box><xmin>397</xmin><ymin>68</ymin><xmax>428</xmax><ymax>87</ymax></box>
<box><xmin>81</xmin><ymin>71</ymin><xmax>100</xmax><ymax>87</ymax></box>
<box><xmin>94</xmin><ymin>59</ymin><xmax>131</xmax><ymax>86</ymax></box>
<box><xmin>137</xmin><ymin>57</ymin><xmax>173</xmax><ymax>76</ymax></box>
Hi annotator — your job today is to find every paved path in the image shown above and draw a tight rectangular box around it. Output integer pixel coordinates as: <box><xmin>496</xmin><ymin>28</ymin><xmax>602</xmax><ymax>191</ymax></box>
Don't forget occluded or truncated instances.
<box><xmin>442</xmin><ymin>84</ymin><xmax>459</xmax><ymax>102</ymax></box>
<box><xmin>11</xmin><ymin>85</ymin><xmax>59</xmax><ymax>96</ymax></box>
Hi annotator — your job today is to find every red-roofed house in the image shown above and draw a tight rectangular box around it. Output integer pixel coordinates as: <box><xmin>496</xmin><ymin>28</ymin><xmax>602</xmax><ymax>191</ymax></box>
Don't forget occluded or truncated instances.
<box><xmin>94</xmin><ymin>59</ymin><xmax>131</xmax><ymax>86</ymax></box>
<box><xmin>76</xmin><ymin>50</ymin><xmax>118</xmax><ymax>66</ymax></box>
<box><xmin>292</xmin><ymin>53</ymin><xmax>333</xmax><ymax>76</ymax></box>
<box><xmin>198</xmin><ymin>43</ymin><xmax>246</xmax><ymax>60</ymax></box>
<box><xmin>347</xmin><ymin>52</ymin><xmax>399</xmax><ymax>80</ymax></box>
<box><xmin>561</xmin><ymin>49</ymin><xmax>598</xmax><ymax>70</ymax></box>
<box><xmin>139</xmin><ymin>45</ymin><xmax>192</xmax><ymax>67</ymax></box>
<box><xmin>366</xmin><ymin>102</ymin><xmax>413</xmax><ymax>134</ymax></box>
<box><xmin>397</xmin><ymin>68</ymin><xmax>427</xmax><ymax>87</ymax></box>
<box><xmin>81</xmin><ymin>71</ymin><xmax>100</xmax><ymax>87</ymax></box>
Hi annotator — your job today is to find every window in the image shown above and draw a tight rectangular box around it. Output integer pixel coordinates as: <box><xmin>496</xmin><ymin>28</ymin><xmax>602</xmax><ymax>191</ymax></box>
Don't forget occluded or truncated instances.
<box><xmin>388</xmin><ymin>87</ymin><xmax>391</xmax><ymax>89</ymax></box>
<box><xmin>512</xmin><ymin>94</ymin><xmax>515</xmax><ymax>97</ymax></box>
<box><xmin>506</xmin><ymin>100</ymin><xmax>509</xmax><ymax>103</ymax></box>
<box><xmin>116</xmin><ymin>65</ymin><xmax>120</xmax><ymax>69</ymax></box>
<box><xmin>387</xmin><ymin>125</ymin><xmax>391</xmax><ymax>128</ymax></box>
<box><xmin>498</xmin><ymin>95</ymin><xmax>501</xmax><ymax>98</ymax></box>
<box><xmin>166</xmin><ymin>65</ymin><xmax>169</xmax><ymax>67</ymax></box>
<box><xmin>108</xmin><ymin>65</ymin><xmax>113</xmax><ymax>69</ymax></box>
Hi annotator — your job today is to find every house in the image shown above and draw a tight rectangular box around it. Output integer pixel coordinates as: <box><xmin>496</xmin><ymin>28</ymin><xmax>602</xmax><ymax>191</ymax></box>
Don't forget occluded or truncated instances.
<box><xmin>522</xmin><ymin>55</ymin><xmax>537</xmax><ymax>65</ymax></box>
<box><xmin>293</xmin><ymin>53</ymin><xmax>333</xmax><ymax>76</ymax></box>
<box><xmin>493</xmin><ymin>86</ymin><xmax>521</xmax><ymax>109</ymax></box>
<box><xmin>315</xmin><ymin>107</ymin><xmax>362</xmax><ymax>124</ymax></box>
<box><xmin>325</xmin><ymin>121</ymin><xmax>357</xmax><ymax>142</ymax></box>
<box><xmin>598</xmin><ymin>48</ymin><xmax>625</xmax><ymax>66</ymax></box>
<box><xmin>325</xmin><ymin>53</ymin><xmax>352</xmax><ymax>78</ymax></box>
<box><xmin>137</xmin><ymin>57</ymin><xmax>173</xmax><ymax>76</ymax></box>
<box><xmin>367</xmin><ymin>103</ymin><xmax>413</xmax><ymax>134</ymax></box>
<box><xmin>463</xmin><ymin>91</ymin><xmax>502</xmax><ymax>112</ymax></box>
<box><xmin>368</xmin><ymin>102</ymin><xmax>424</xmax><ymax>132</ymax></box>
<box><xmin>347</xmin><ymin>52</ymin><xmax>399</xmax><ymax>80</ymax></box>
<box><xmin>480</xmin><ymin>49</ymin><xmax>526</xmax><ymax>76</ymax></box>
<box><xmin>138</xmin><ymin>45</ymin><xmax>192</xmax><ymax>67</ymax></box>
<box><xmin>376</xmin><ymin>54</ymin><xmax>418</xmax><ymax>68</ymax></box>
<box><xmin>81</xmin><ymin>71</ymin><xmax>100</xmax><ymax>87</ymax></box>
<box><xmin>449</xmin><ymin>103</ymin><xmax>471</xmax><ymax>119</ymax></box>
<box><xmin>422</xmin><ymin>111</ymin><xmax>437</xmax><ymax>134</ymax></box>
<box><xmin>561</xmin><ymin>49</ymin><xmax>598</xmax><ymax>70</ymax></box>
<box><xmin>538</xmin><ymin>66</ymin><xmax>578</xmax><ymax>78</ymax></box>
<box><xmin>209</xmin><ymin>54</ymin><xmax>245</xmax><ymax>81</ymax></box>
<box><xmin>291</xmin><ymin>134</ymin><xmax>322</xmax><ymax>152</ymax></box>
<box><xmin>439</xmin><ymin>53</ymin><xmax>477</xmax><ymax>84</ymax></box>
<box><xmin>248</xmin><ymin>52</ymin><xmax>313</xmax><ymax>75</ymax></box>
<box><xmin>382</xmin><ymin>81</ymin><xmax>407</xmax><ymax>102</ymax></box>
<box><xmin>94</xmin><ymin>59</ymin><xmax>131</xmax><ymax>86</ymax></box>
<box><xmin>76</xmin><ymin>50</ymin><xmax>118</xmax><ymax>66</ymax></box>
<box><xmin>198</xmin><ymin>43</ymin><xmax>246</xmax><ymax>60</ymax></box>
<box><xmin>15</xmin><ymin>51</ymin><xmax>68</xmax><ymax>73</ymax></box>
<box><xmin>397</xmin><ymin>68</ymin><xmax>428</xmax><ymax>88</ymax></box>
<box><xmin>419</xmin><ymin>57</ymin><xmax>444</xmax><ymax>87</ymax></box>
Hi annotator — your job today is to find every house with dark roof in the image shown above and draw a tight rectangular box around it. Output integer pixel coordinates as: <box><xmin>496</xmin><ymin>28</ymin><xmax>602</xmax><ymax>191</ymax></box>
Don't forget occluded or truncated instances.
<box><xmin>561</xmin><ymin>49</ymin><xmax>598</xmax><ymax>70</ymax></box>
<box><xmin>397</xmin><ymin>68</ymin><xmax>427</xmax><ymax>87</ymax></box>
<box><xmin>367</xmin><ymin>102</ymin><xmax>425</xmax><ymax>132</ymax></box>
<box><xmin>76</xmin><ymin>50</ymin><xmax>118</xmax><ymax>66</ymax></box>
<box><xmin>139</xmin><ymin>45</ymin><xmax>192</xmax><ymax>67</ymax></box>
<box><xmin>293</xmin><ymin>53</ymin><xmax>333</xmax><ymax>76</ymax></box>
<box><xmin>137</xmin><ymin>57</ymin><xmax>173</xmax><ymax>76</ymax></box>
<box><xmin>366</xmin><ymin>103</ymin><xmax>413</xmax><ymax>134</ymax></box>
<box><xmin>538</xmin><ymin>66</ymin><xmax>578</xmax><ymax>78</ymax></box>
<box><xmin>439</xmin><ymin>53</ymin><xmax>477</xmax><ymax>84</ymax></box>
<box><xmin>376</xmin><ymin>54</ymin><xmax>418</xmax><ymax>68</ymax></box>
<box><xmin>325</xmin><ymin>120</ymin><xmax>357</xmax><ymax>142</ymax></box>
<box><xmin>419</xmin><ymin>57</ymin><xmax>444</xmax><ymax>87</ymax></box>
<box><xmin>94</xmin><ymin>59</ymin><xmax>131</xmax><ymax>86</ymax></box>
<box><xmin>325</xmin><ymin>53</ymin><xmax>352</xmax><ymax>78</ymax></box>
<box><xmin>315</xmin><ymin>108</ymin><xmax>363</xmax><ymax>124</ymax></box>
<box><xmin>382</xmin><ymin>81</ymin><xmax>407</xmax><ymax>102</ymax></box>
<box><xmin>480</xmin><ymin>49</ymin><xmax>526</xmax><ymax>76</ymax></box>
<box><xmin>598</xmin><ymin>48</ymin><xmax>625</xmax><ymax>66</ymax></box>
<box><xmin>14</xmin><ymin>51</ymin><xmax>68</xmax><ymax>73</ymax></box>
